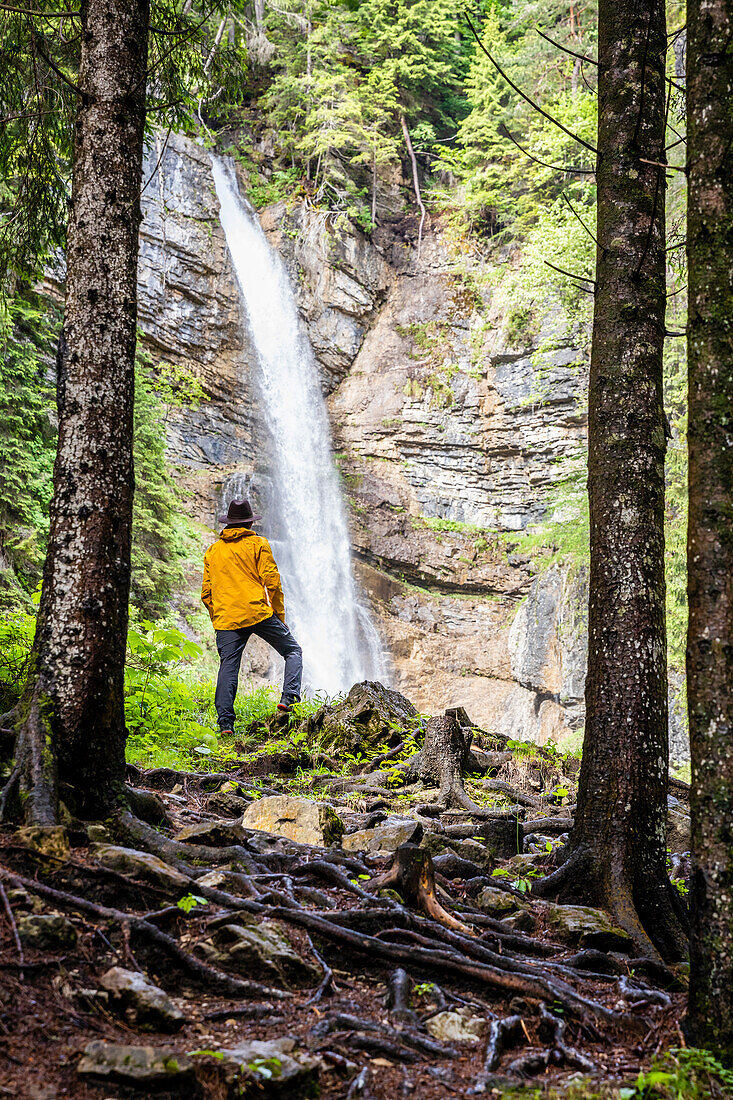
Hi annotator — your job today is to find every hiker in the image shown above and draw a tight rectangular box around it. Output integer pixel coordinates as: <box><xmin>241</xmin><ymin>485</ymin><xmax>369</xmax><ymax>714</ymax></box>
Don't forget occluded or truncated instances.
<box><xmin>201</xmin><ymin>499</ymin><xmax>302</xmax><ymax>734</ymax></box>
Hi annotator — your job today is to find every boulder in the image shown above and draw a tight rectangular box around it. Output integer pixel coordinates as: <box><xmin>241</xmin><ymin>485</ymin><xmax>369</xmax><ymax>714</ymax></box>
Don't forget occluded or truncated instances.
<box><xmin>296</xmin><ymin>681</ymin><xmax>417</xmax><ymax>756</ymax></box>
<box><xmin>175</xmin><ymin>819</ymin><xmax>246</xmax><ymax>846</ymax></box>
<box><xmin>432</xmin><ymin>852</ymin><xmax>485</xmax><ymax>880</ymax></box>
<box><xmin>475</xmin><ymin>885</ymin><xmax>521</xmax><ymax>917</ymax></box>
<box><xmin>77</xmin><ymin>1041</ymin><xmax>192</xmax><ymax>1085</ymax></box>
<box><xmin>543</xmin><ymin>903</ymin><xmax>633</xmax><ymax>952</ymax></box>
<box><xmin>203</xmin><ymin>917</ymin><xmax>319</xmax><ymax>985</ymax></box>
<box><xmin>17</xmin><ymin>913</ymin><xmax>77</xmax><ymax>951</ymax></box>
<box><xmin>425</xmin><ymin>1010</ymin><xmax>487</xmax><ymax>1044</ymax></box>
<box><xmin>99</xmin><ymin>967</ymin><xmax>185</xmax><ymax>1031</ymax></box>
<box><xmin>242</xmin><ymin>796</ymin><xmax>344</xmax><ymax>847</ymax></box>
<box><xmin>341</xmin><ymin>819</ymin><xmax>422</xmax><ymax>855</ymax></box>
<box><xmin>16</xmin><ymin>826</ymin><xmax>69</xmax><ymax>862</ymax></box>
<box><xmin>91</xmin><ymin>844</ymin><xmax>190</xmax><ymax>893</ymax></box>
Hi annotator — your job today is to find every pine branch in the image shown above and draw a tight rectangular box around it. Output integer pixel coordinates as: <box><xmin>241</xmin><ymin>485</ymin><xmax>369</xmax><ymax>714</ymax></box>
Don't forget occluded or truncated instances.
<box><xmin>543</xmin><ymin>259</ymin><xmax>596</xmax><ymax>291</ymax></box>
<box><xmin>536</xmin><ymin>28</ymin><xmax>598</xmax><ymax>66</ymax></box>
<box><xmin>465</xmin><ymin>13</ymin><xmax>597</xmax><ymax>155</ymax></box>
<box><xmin>499</xmin><ymin>123</ymin><xmax>595</xmax><ymax>175</ymax></box>
<box><xmin>561</xmin><ymin>192</ymin><xmax>599</xmax><ymax>247</ymax></box>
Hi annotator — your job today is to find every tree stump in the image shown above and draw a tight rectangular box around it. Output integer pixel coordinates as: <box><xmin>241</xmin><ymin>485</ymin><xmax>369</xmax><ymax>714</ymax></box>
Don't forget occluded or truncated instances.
<box><xmin>371</xmin><ymin>844</ymin><xmax>474</xmax><ymax>936</ymax></box>
<box><xmin>404</xmin><ymin>712</ymin><xmax>483</xmax><ymax>812</ymax></box>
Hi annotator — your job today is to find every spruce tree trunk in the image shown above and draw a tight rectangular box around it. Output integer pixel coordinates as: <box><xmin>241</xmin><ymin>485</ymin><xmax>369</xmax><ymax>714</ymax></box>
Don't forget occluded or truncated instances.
<box><xmin>685</xmin><ymin>0</ymin><xmax>733</xmax><ymax>1054</ymax></box>
<box><xmin>534</xmin><ymin>0</ymin><xmax>685</xmax><ymax>960</ymax></box>
<box><xmin>10</xmin><ymin>0</ymin><xmax>150</xmax><ymax>823</ymax></box>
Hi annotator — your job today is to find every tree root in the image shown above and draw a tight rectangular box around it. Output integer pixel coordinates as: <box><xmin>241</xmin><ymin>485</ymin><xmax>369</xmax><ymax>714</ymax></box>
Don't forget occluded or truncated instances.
<box><xmin>386</xmin><ymin>967</ymin><xmax>420</xmax><ymax>1026</ymax></box>
<box><xmin>0</xmin><ymin>867</ymin><xmax>289</xmax><ymax>1001</ymax></box>
<box><xmin>0</xmin><ymin>879</ymin><xmax>24</xmax><ymax>981</ymax></box>
<box><xmin>470</xmin><ymin>1015</ymin><xmax>523</xmax><ymax>1092</ymax></box>
<box><xmin>314</xmin><ymin>1012</ymin><xmax>458</xmax><ymax>1060</ymax></box>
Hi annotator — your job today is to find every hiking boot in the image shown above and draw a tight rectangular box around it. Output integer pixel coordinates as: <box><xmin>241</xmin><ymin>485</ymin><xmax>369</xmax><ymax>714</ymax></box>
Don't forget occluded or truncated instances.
<box><xmin>277</xmin><ymin>695</ymin><xmax>299</xmax><ymax>713</ymax></box>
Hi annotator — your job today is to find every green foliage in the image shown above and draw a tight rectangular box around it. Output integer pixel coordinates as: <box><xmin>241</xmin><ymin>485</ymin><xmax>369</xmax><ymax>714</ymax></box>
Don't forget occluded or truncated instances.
<box><xmin>0</xmin><ymin>607</ymin><xmax>35</xmax><ymax>711</ymax></box>
<box><xmin>176</xmin><ymin>893</ymin><xmax>208</xmax><ymax>914</ymax></box>
<box><xmin>619</xmin><ymin>1048</ymin><xmax>733</xmax><ymax>1100</ymax></box>
<box><xmin>0</xmin><ymin>293</ymin><xmax>58</xmax><ymax>601</ymax></box>
<box><xmin>0</xmin><ymin>1</ymin><xmax>248</xmax><ymax>287</ymax></box>
<box><xmin>124</xmin><ymin>621</ymin><xmax>215</xmax><ymax>767</ymax></box>
<box><xmin>0</xmin><ymin>292</ymin><xmax>198</xmax><ymax>619</ymax></box>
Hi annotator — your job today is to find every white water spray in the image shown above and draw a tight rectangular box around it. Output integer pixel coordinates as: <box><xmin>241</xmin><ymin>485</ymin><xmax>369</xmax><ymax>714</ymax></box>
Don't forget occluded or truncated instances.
<box><xmin>211</xmin><ymin>156</ymin><xmax>387</xmax><ymax>696</ymax></box>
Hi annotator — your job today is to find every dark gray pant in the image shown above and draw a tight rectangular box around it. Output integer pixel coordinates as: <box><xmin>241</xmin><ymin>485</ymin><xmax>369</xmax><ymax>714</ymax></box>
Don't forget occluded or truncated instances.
<box><xmin>215</xmin><ymin>615</ymin><xmax>303</xmax><ymax>731</ymax></box>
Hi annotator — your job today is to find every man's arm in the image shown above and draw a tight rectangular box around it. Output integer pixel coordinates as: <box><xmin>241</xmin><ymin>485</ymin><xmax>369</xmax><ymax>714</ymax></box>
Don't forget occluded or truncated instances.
<box><xmin>201</xmin><ymin>553</ymin><xmax>214</xmax><ymax>620</ymax></box>
<box><xmin>256</xmin><ymin>538</ymin><xmax>285</xmax><ymax>619</ymax></box>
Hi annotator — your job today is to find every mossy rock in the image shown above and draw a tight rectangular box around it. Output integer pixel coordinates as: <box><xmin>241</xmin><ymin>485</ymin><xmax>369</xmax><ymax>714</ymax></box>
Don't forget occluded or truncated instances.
<box><xmin>304</xmin><ymin>680</ymin><xmax>418</xmax><ymax>755</ymax></box>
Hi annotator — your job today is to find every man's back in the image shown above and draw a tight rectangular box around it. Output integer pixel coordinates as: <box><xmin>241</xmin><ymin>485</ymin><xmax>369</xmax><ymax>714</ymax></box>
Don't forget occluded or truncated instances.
<box><xmin>202</xmin><ymin>527</ymin><xmax>285</xmax><ymax>630</ymax></box>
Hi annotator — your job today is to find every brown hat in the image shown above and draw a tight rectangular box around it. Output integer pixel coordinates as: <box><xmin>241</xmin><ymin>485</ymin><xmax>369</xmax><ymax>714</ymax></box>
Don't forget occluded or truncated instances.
<box><xmin>219</xmin><ymin>499</ymin><xmax>262</xmax><ymax>526</ymax></box>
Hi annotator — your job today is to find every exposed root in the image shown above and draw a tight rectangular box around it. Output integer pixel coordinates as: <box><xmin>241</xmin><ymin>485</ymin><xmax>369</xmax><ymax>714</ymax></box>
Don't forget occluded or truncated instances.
<box><xmin>370</xmin><ymin>844</ymin><xmax>476</xmax><ymax>936</ymax></box>
<box><xmin>386</xmin><ymin>967</ymin><xmax>420</xmax><ymax>1026</ymax></box>
<box><xmin>470</xmin><ymin>1015</ymin><xmax>523</xmax><ymax>1092</ymax></box>
<box><xmin>0</xmin><ymin>867</ymin><xmax>289</xmax><ymax>1001</ymax></box>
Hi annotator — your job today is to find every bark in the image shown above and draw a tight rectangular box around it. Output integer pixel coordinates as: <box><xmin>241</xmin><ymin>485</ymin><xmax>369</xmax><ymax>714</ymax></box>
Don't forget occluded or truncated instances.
<box><xmin>9</xmin><ymin>0</ymin><xmax>150</xmax><ymax>823</ymax></box>
<box><xmin>685</xmin><ymin>0</ymin><xmax>733</xmax><ymax>1055</ymax></box>
<box><xmin>535</xmin><ymin>0</ymin><xmax>686</xmax><ymax>961</ymax></box>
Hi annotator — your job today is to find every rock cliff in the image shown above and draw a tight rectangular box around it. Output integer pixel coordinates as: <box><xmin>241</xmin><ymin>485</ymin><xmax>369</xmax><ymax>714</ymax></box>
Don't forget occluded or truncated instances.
<box><xmin>134</xmin><ymin>131</ymin><xmax>596</xmax><ymax>750</ymax></box>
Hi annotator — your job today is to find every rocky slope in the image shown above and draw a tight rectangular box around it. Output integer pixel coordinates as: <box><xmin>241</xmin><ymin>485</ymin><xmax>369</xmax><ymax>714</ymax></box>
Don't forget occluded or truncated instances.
<box><xmin>134</xmin><ymin>131</ymin><xmax>602</xmax><ymax>753</ymax></box>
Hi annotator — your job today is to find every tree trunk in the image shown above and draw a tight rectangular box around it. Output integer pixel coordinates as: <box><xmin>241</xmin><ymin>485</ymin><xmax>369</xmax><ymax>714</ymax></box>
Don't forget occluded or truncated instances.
<box><xmin>534</xmin><ymin>0</ymin><xmax>686</xmax><ymax>961</ymax></box>
<box><xmin>685</xmin><ymin>0</ymin><xmax>733</xmax><ymax>1054</ymax></box>
<box><xmin>9</xmin><ymin>0</ymin><xmax>150</xmax><ymax>823</ymax></box>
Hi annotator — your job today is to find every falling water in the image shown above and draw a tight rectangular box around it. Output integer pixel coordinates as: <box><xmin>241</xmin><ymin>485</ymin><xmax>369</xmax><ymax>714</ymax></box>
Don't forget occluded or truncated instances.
<box><xmin>211</xmin><ymin>156</ymin><xmax>387</xmax><ymax>696</ymax></box>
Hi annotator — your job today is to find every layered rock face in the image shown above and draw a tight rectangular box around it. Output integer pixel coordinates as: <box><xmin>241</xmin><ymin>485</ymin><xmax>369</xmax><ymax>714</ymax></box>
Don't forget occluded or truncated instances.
<box><xmin>136</xmin><ymin>131</ymin><xmax>593</xmax><ymax>747</ymax></box>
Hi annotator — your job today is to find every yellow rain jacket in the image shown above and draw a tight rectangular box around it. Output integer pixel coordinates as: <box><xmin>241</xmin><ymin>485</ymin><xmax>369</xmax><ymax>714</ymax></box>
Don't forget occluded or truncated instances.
<box><xmin>201</xmin><ymin>527</ymin><xmax>285</xmax><ymax>630</ymax></box>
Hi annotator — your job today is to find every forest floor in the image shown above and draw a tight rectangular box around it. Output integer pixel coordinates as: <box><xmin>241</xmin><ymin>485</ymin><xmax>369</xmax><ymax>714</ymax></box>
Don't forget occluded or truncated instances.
<box><xmin>0</xmin><ymin>684</ymin><xmax>698</xmax><ymax>1100</ymax></box>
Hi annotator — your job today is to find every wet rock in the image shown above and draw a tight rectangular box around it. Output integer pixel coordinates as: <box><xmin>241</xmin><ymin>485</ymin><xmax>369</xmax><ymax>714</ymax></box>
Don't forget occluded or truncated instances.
<box><xmin>194</xmin><ymin>1036</ymin><xmax>320</xmax><ymax>1097</ymax></box>
<box><xmin>425</xmin><ymin>1009</ymin><xmax>487</xmax><ymax>1044</ymax></box>
<box><xmin>475</xmin><ymin>885</ymin><xmax>521</xmax><ymax>917</ymax></box>
<box><xmin>175</xmin><ymin>818</ymin><xmax>246</xmax><ymax>846</ymax></box>
<box><xmin>91</xmin><ymin>844</ymin><xmax>190</xmax><ymax>893</ymax></box>
<box><xmin>543</xmin><ymin>903</ymin><xmax>633</xmax><ymax>952</ymax></box>
<box><xmin>17</xmin><ymin>913</ymin><xmax>77</xmax><ymax>951</ymax></box>
<box><xmin>203</xmin><ymin>917</ymin><xmax>319</xmax><ymax>985</ymax></box>
<box><xmin>242</xmin><ymin>795</ymin><xmax>344</xmax><ymax>847</ymax></box>
<box><xmin>77</xmin><ymin>1041</ymin><xmax>193</xmax><ymax>1085</ymax></box>
<box><xmin>99</xmin><ymin>967</ymin><xmax>185</xmax><ymax>1031</ymax></box>
<box><xmin>16</xmin><ymin>826</ymin><xmax>69</xmax><ymax>862</ymax></box>
<box><xmin>342</xmin><ymin>819</ymin><xmax>422</xmax><ymax>855</ymax></box>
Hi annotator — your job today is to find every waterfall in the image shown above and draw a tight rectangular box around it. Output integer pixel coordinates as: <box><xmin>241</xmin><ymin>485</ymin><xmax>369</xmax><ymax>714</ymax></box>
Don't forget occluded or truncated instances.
<box><xmin>211</xmin><ymin>155</ymin><xmax>388</xmax><ymax>697</ymax></box>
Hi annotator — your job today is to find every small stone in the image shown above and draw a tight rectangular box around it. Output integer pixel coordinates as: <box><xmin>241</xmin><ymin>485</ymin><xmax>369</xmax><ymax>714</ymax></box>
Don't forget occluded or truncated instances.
<box><xmin>194</xmin><ymin>1037</ymin><xmax>319</xmax><ymax>1095</ymax></box>
<box><xmin>475</xmin><ymin>885</ymin><xmax>520</xmax><ymax>917</ymax></box>
<box><xmin>425</xmin><ymin>1010</ymin><xmax>486</xmax><ymax>1043</ymax></box>
<box><xmin>16</xmin><ymin>826</ymin><xmax>69</xmax><ymax>862</ymax></box>
<box><xmin>17</xmin><ymin>913</ymin><xmax>77</xmax><ymax>951</ymax></box>
<box><xmin>208</xmin><ymin>791</ymin><xmax>251</xmax><ymax>817</ymax></box>
<box><xmin>544</xmin><ymin>903</ymin><xmax>633</xmax><ymax>952</ymax></box>
<box><xmin>77</xmin><ymin>1041</ymin><xmax>192</xmax><ymax>1084</ymax></box>
<box><xmin>99</xmin><ymin>967</ymin><xmax>185</xmax><ymax>1032</ymax></box>
<box><xmin>91</xmin><ymin>844</ymin><xmax>190</xmax><ymax>893</ymax></box>
<box><xmin>87</xmin><ymin>824</ymin><xmax>109</xmax><ymax>843</ymax></box>
<box><xmin>175</xmin><ymin>819</ymin><xmax>246</xmax><ymax>846</ymax></box>
<box><xmin>342</xmin><ymin>819</ymin><xmax>422</xmax><ymax>855</ymax></box>
<box><xmin>242</xmin><ymin>795</ymin><xmax>344</xmax><ymax>847</ymax></box>
<box><xmin>203</xmin><ymin>917</ymin><xmax>319</xmax><ymax>985</ymax></box>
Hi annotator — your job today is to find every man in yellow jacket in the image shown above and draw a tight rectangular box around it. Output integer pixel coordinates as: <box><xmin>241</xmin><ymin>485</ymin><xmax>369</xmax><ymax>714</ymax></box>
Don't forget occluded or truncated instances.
<box><xmin>201</xmin><ymin>499</ymin><xmax>302</xmax><ymax>733</ymax></box>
